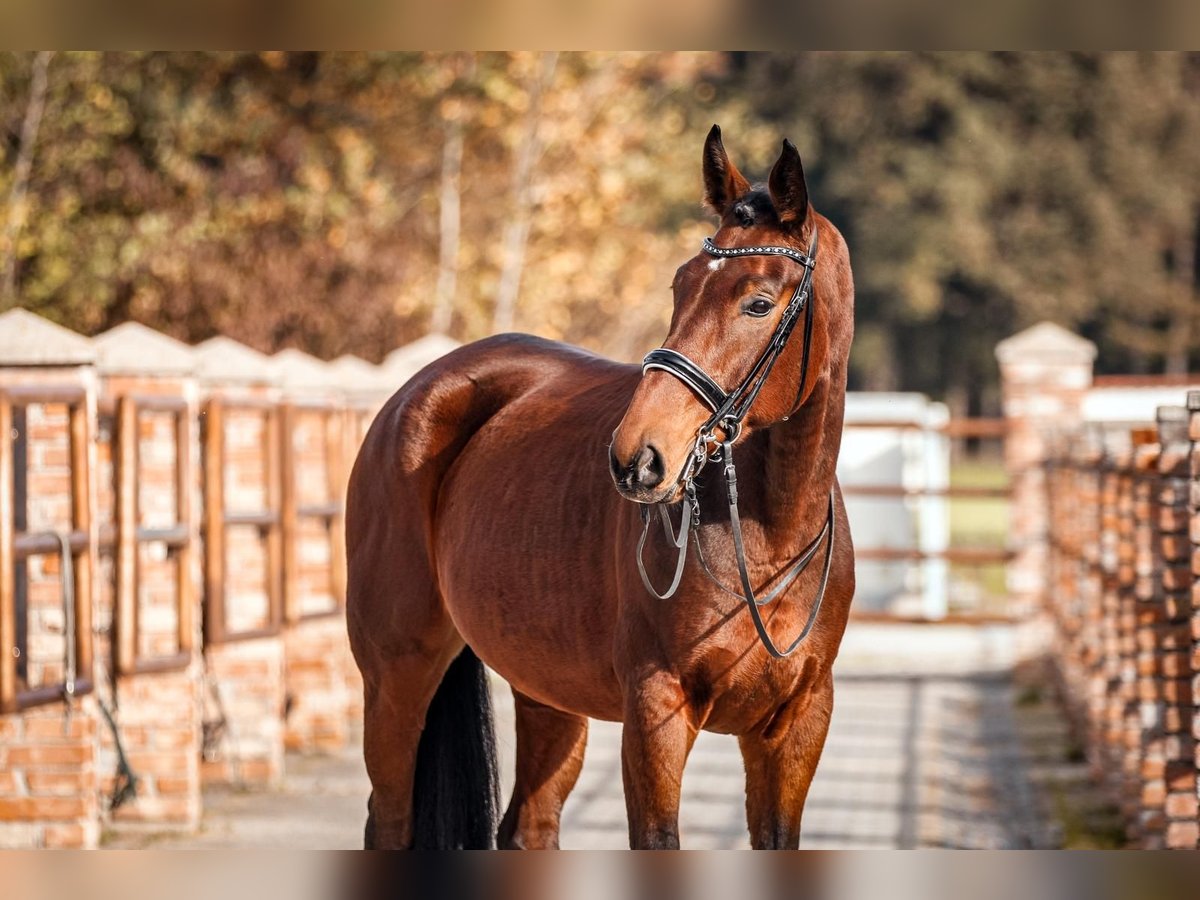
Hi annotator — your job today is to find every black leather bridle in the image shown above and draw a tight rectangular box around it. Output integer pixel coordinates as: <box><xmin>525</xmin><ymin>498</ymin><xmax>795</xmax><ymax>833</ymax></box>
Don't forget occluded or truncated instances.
<box><xmin>632</xmin><ymin>226</ymin><xmax>834</xmax><ymax>659</ymax></box>
<box><xmin>643</xmin><ymin>230</ymin><xmax>819</xmax><ymax>439</ymax></box>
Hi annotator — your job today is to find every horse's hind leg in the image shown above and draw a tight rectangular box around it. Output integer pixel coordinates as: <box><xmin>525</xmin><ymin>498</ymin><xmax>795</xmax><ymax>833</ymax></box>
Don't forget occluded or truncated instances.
<box><xmin>358</xmin><ymin>600</ymin><xmax>460</xmax><ymax>849</ymax></box>
<box><xmin>497</xmin><ymin>689</ymin><xmax>589</xmax><ymax>849</ymax></box>
<box><xmin>738</xmin><ymin>673</ymin><xmax>834</xmax><ymax>849</ymax></box>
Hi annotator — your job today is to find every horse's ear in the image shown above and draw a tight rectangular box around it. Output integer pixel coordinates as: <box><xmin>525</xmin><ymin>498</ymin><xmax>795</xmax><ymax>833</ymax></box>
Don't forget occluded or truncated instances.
<box><xmin>702</xmin><ymin>124</ymin><xmax>751</xmax><ymax>218</ymax></box>
<box><xmin>768</xmin><ymin>139</ymin><xmax>810</xmax><ymax>231</ymax></box>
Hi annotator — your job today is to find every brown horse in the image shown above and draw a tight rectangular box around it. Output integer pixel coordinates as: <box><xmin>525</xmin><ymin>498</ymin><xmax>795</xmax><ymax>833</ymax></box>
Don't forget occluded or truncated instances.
<box><xmin>346</xmin><ymin>125</ymin><xmax>856</xmax><ymax>850</ymax></box>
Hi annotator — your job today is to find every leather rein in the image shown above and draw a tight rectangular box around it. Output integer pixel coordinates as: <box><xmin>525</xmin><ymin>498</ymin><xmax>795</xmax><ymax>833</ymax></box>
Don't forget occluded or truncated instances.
<box><xmin>633</xmin><ymin>226</ymin><xmax>834</xmax><ymax>659</ymax></box>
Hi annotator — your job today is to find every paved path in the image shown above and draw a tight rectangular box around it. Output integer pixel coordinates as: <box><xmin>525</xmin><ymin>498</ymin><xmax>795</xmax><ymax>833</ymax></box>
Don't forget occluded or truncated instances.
<box><xmin>106</xmin><ymin>623</ymin><xmax>1057</xmax><ymax>849</ymax></box>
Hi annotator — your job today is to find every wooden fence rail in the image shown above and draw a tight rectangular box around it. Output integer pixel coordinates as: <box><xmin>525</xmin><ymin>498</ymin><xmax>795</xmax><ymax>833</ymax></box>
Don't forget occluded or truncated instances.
<box><xmin>0</xmin><ymin>311</ymin><xmax>398</xmax><ymax>847</ymax></box>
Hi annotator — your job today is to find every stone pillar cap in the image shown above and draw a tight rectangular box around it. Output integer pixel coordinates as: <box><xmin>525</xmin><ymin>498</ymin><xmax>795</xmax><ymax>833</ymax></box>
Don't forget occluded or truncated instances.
<box><xmin>271</xmin><ymin>348</ymin><xmax>335</xmax><ymax>393</ymax></box>
<box><xmin>93</xmin><ymin>321</ymin><xmax>195</xmax><ymax>376</ymax></box>
<box><xmin>331</xmin><ymin>354</ymin><xmax>392</xmax><ymax>395</ymax></box>
<box><xmin>191</xmin><ymin>336</ymin><xmax>276</xmax><ymax>385</ymax></box>
<box><xmin>381</xmin><ymin>334</ymin><xmax>461</xmax><ymax>383</ymax></box>
<box><xmin>995</xmin><ymin>321</ymin><xmax>1097</xmax><ymax>365</ymax></box>
<box><xmin>0</xmin><ymin>308</ymin><xmax>95</xmax><ymax>366</ymax></box>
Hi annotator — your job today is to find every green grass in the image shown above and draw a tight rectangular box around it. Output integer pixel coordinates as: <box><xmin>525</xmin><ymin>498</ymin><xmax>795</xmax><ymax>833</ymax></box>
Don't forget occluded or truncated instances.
<box><xmin>949</xmin><ymin>458</ymin><xmax>1009</xmax><ymax>545</ymax></box>
<box><xmin>1010</xmin><ymin>661</ymin><xmax>1128</xmax><ymax>849</ymax></box>
<box><xmin>947</xmin><ymin>458</ymin><xmax>1010</xmax><ymax>611</ymax></box>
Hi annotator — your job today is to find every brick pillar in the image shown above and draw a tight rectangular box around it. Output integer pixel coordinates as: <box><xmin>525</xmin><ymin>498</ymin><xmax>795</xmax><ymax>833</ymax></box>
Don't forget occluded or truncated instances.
<box><xmin>1187</xmin><ymin>390</ymin><xmax>1200</xmax><ymax>848</ymax></box>
<box><xmin>0</xmin><ymin>309</ymin><xmax>101</xmax><ymax>848</ymax></box>
<box><xmin>192</xmin><ymin>337</ymin><xmax>286</xmax><ymax>788</ymax></box>
<box><xmin>1155</xmin><ymin>406</ymin><xmax>1197</xmax><ymax>848</ymax></box>
<box><xmin>272</xmin><ymin>350</ymin><xmax>352</xmax><ymax>753</ymax></box>
<box><xmin>1132</xmin><ymin>429</ymin><xmax>1165</xmax><ymax>847</ymax></box>
<box><xmin>996</xmin><ymin>322</ymin><xmax>1097</xmax><ymax>655</ymax></box>
<box><xmin>1113</xmin><ymin>443</ymin><xmax>1142</xmax><ymax>835</ymax></box>
<box><xmin>92</xmin><ymin>323</ymin><xmax>203</xmax><ymax>831</ymax></box>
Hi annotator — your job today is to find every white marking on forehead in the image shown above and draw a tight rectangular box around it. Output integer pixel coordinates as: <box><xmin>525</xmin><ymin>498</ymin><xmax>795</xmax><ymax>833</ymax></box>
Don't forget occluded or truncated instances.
<box><xmin>707</xmin><ymin>258</ymin><xmax>725</xmax><ymax>272</ymax></box>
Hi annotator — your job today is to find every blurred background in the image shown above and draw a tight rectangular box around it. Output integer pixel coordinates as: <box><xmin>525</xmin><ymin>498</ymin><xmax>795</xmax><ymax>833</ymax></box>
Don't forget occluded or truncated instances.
<box><xmin>2</xmin><ymin>51</ymin><xmax>1197</xmax><ymax>416</ymax></box>
<box><xmin>2</xmin><ymin>51</ymin><xmax>1200</xmax><ymax>850</ymax></box>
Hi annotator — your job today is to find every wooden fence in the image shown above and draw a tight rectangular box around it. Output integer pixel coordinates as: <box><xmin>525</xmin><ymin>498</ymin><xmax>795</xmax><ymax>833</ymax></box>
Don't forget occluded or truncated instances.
<box><xmin>841</xmin><ymin>416</ymin><xmax>1011</xmax><ymax>620</ymax></box>
<box><xmin>0</xmin><ymin>311</ymin><xmax>395</xmax><ymax>847</ymax></box>
<box><xmin>1044</xmin><ymin>395</ymin><xmax>1200</xmax><ymax>849</ymax></box>
<box><xmin>4</xmin><ymin>311</ymin><xmax>1197</xmax><ymax>850</ymax></box>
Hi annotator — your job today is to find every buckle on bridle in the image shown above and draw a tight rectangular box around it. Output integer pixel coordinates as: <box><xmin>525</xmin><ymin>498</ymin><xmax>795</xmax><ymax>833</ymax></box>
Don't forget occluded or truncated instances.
<box><xmin>717</xmin><ymin>417</ymin><xmax>742</xmax><ymax>444</ymax></box>
<box><xmin>693</xmin><ymin>416</ymin><xmax>741</xmax><ymax>466</ymax></box>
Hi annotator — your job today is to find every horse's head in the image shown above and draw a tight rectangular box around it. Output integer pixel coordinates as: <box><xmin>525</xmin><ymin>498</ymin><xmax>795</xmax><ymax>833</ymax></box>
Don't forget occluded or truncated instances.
<box><xmin>610</xmin><ymin>125</ymin><xmax>851</xmax><ymax>505</ymax></box>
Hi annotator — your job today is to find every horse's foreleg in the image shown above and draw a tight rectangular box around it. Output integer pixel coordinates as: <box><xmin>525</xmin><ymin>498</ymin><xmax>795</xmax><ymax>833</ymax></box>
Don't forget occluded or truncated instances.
<box><xmin>497</xmin><ymin>690</ymin><xmax>588</xmax><ymax>849</ymax></box>
<box><xmin>620</xmin><ymin>671</ymin><xmax>696</xmax><ymax>849</ymax></box>
<box><xmin>738</xmin><ymin>673</ymin><xmax>834</xmax><ymax>849</ymax></box>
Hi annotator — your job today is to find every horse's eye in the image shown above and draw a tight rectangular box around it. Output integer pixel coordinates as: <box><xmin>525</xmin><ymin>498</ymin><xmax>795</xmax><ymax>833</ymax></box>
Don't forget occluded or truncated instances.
<box><xmin>745</xmin><ymin>298</ymin><xmax>774</xmax><ymax>318</ymax></box>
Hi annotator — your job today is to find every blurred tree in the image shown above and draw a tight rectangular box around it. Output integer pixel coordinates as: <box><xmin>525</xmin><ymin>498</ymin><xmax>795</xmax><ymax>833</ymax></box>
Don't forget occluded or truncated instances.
<box><xmin>0</xmin><ymin>51</ymin><xmax>733</xmax><ymax>363</ymax></box>
<box><xmin>429</xmin><ymin>53</ymin><xmax>473</xmax><ymax>336</ymax></box>
<box><xmin>736</xmin><ymin>51</ymin><xmax>1200</xmax><ymax>412</ymax></box>
<box><xmin>1</xmin><ymin>51</ymin><xmax>437</xmax><ymax>359</ymax></box>
<box><xmin>1</xmin><ymin>51</ymin><xmax>52</xmax><ymax>300</ymax></box>
<box><xmin>1</xmin><ymin>51</ymin><xmax>1196</xmax><ymax>410</ymax></box>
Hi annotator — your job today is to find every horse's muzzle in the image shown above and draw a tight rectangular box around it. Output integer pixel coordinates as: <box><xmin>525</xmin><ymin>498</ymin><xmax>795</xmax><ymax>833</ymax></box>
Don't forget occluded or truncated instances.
<box><xmin>609</xmin><ymin>443</ymin><xmax>668</xmax><ymax>502</ymax></box>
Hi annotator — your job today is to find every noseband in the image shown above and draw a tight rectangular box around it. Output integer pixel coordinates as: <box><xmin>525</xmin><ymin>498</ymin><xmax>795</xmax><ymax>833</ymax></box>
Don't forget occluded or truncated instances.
<box><xmin>632</xmin><ymin>226</ymin><xmax>834</xmax><ymax>659</ymax></box>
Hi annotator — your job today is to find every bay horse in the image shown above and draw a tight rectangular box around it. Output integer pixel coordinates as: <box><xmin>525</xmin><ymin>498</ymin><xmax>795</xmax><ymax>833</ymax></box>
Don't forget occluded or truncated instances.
<box><xmin>346</xmin><ymin>125</ymin><xmax>856</xmax><ymax>850</ymax></box>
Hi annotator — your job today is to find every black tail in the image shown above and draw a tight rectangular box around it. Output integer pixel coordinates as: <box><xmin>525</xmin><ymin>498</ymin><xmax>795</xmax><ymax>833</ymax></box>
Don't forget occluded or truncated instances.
<box><xmin>402</xmin><ymin>647</ymin><xmax>500</xmax><ymax>849</ymax></box>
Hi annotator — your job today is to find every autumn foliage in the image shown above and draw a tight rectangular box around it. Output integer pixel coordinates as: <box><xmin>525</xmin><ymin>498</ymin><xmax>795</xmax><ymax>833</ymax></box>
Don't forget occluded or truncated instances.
<box><xmin>1</xmin><ymin>52</ymin><xmax>1198</xmax><ymax>413</ymax></box>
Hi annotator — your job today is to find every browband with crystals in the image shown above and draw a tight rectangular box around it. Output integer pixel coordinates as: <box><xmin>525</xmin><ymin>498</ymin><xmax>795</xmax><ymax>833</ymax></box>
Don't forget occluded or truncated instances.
<box><xmin>701</xmin><ymin>236</ymin><xmax>815</xmax><ymax>269</ymax></box>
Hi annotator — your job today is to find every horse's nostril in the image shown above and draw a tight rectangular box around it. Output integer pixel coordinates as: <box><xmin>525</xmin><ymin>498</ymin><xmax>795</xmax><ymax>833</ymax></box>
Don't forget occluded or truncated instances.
<box><xmin>608</xmin><ymin>445</ymin><xmax>624</xmax><ymax>482</ymax></box>
<box><xmin>635</xmin><ymin>444</ymin><xmax>665</xmax><ymax>489</ymax></box>
<box><xmin>610</xmin><ymin>442</ymin><xmax>666</xmax><ymax>493</ymax></box>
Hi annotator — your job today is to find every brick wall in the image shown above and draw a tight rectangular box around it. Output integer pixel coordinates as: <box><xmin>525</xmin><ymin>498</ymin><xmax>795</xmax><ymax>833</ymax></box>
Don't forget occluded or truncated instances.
<box><xmin>198</xmin><ymin>377</ymin><xmax>286</xmax><ymax>788</ymax></box>
<box><xmin>278</xmin><ymin>401</ymin><xmax>352</xmax><ymax>753</ymax></box>
<box><xmin>1000</xmin><ymin>321</ymin><xmax>1200</xmax><ymax>849</ymax></box>
<box><xmin>0</xmin><ymin>699</ymin><xmax>100</xmax><ymax>848</ymax></box>
<box><xmin>100</xmin><ymin>666</ymin><xmax>201</xmax><ymax>826</ymax></box>
<box><xmin>200</xmin><ymin>637</ymin><xmax>286</xmax><ymax>786</ymax></box>
<box><xmin>284</xmin><ymin>617</ymin><xmax>351</xmax><ymax>752</ymax></box>
<box><xmin>0</xmin><ymin>333</ymin><xmax>100</xmax><ymax>847</ymax></box>
<box><xmin>1042</xmin><ymin>407</ymin><xmax>1200</xmax><ymax>848</ymax></box>
<box><xmin>93</xmin><ymin>360</ymin><xmax>204</xmax><ymax>834</ymax></box>
<box><xmin>21</xmin><ymin>401</ymin><xmax>75</xmax><ymax>693</ymax></box>
<box><xmin>0</xmin><ymin>313</ymin><xmax>396</xmax><ymax>845</ymax></box>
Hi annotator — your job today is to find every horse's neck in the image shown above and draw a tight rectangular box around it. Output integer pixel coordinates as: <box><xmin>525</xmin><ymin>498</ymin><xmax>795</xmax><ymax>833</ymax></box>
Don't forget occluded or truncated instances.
<box><xmin>758</xmin><ymin>376</ymin><xmax>843</xmax><ymax>539</ymax></box>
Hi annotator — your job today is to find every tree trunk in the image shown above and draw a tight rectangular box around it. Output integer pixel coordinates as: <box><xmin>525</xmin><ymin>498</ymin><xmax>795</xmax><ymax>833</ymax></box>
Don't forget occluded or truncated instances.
<box><xmin>2</xmin><ymin>51</ymin><xmax>53</xmax><ymax>306</ymax></box>
<box><xmin>430</xmin><ymin>55</ymin><xmax>473</xmax><ymax>336</ymax></box>
<box><xmin>491</xmin><ymin>52</ymin><xmax>557</xmax><ymax>335</ymax></box>
<box><xmin>1163</xmin><ymin>214</ymin><xmax>1197</xmax><ymax>375</ymax></box>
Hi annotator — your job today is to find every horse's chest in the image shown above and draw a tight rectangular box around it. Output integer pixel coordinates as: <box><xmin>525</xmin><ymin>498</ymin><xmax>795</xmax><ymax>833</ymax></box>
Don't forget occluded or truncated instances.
<box><xmin>677</xmin><ymin>638</ymin><xmax>815</xmax><ymax>733</ymax></box>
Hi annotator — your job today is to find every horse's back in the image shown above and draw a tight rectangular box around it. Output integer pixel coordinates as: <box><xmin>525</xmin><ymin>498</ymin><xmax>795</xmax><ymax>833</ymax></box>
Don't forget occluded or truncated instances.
<box><xmin>352</xmin><ymin>333</ymin><xmax>628</xmax><ymax>493</ymax></box>
<box><xmin>345</xmin><ymin>333</ymin><xmax>634</xmax><ymax>668</ymax></box>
